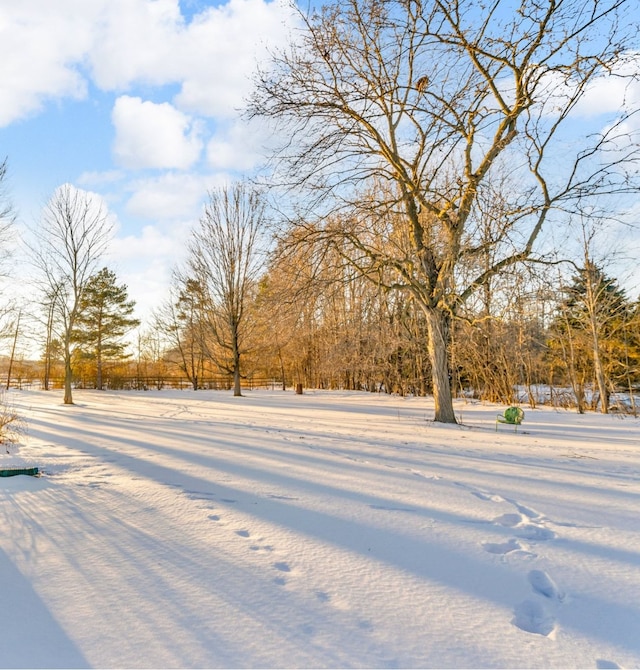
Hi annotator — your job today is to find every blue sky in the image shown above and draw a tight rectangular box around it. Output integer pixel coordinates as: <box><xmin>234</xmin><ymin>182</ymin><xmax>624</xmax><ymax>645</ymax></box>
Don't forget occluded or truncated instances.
<box><xmin>0</xmin><ymin>0</ymin><xmax>294</xmax><ymax>331</ymax></box>
<box><xmin>1</xmin><ymin>0</ymin><xmax>639</xmax><ymax>350</ymax></box>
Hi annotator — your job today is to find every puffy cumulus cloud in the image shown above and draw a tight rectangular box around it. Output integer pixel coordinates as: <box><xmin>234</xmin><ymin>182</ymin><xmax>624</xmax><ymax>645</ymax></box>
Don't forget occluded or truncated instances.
<box><xmin>112</xmin><ymin>96</ymin><xmax>203</xmax><ymax>170</ymax></box>
<box><xmin>569</xmin><ymin>52</ymin><xmax>640</xmax><ymax>119</ymax></box>
<box><xmin>88</xmin><ymin>0</ymin><xmax>185</xmax><ymax>89</ymax></box>
<box><xmin>0</xmin><ymin>1</ymin><xmax>95</xmax><ymax>126</ymax></box>
<box><xmin>107</xmin><ymin>222</ymin><xmax>192</xmax><ymax>323</ymax></box>
<box><xmin>123</xmin><ymin>171</ymin><xmax>220</xmax><ymax>221</ymax></box>
<box><xmin>172</xmin><ymin>0</ymin><xmax>296</xmax><ymax>118</ymax></box>
<box><xmin>87</xmin><ymin>0</ymin><xmax>295</xmax><ymax>118</ymax></box>
<box><xmin>0</xmin><ymin>0</ymin><xmax>295</xmax><ymax>127</ymax></box>
<box><xmin>206</xmin><ymin>118</ymin><xmax>276</xmax><ymax>171</ymax></box>
<box><xmin>77</xmin><ymin>169</ymin><xmax>126</xmax><ymax>187</ymax></box>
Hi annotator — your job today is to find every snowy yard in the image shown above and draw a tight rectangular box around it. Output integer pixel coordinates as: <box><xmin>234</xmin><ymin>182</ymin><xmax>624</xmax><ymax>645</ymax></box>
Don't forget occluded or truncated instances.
<box><xmin>1</xmin><ymin>388</ymin><xmax>639</xmax><ymax>669</ymax></box>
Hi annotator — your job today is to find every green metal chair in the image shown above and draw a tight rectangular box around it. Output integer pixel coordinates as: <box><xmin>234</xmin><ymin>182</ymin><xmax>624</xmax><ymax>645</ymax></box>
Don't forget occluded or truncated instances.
<box><xmin>496</xmin><ymin>406</ymin><xmax>525</xmax><ymax>432</ymax></box>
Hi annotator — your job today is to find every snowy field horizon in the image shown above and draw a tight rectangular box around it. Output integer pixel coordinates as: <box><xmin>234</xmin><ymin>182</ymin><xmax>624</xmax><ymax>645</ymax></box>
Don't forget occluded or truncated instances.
<box><xmin>1</xmin><ymin>388</ymin><xmax>639</xmax><ymax>669</ymax></box>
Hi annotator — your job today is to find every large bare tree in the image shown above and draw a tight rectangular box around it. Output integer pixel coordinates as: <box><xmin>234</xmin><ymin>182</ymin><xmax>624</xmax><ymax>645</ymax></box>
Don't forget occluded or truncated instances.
<box><xmin>249</xmin><ymin>0</ymin><xmax>640</xmax><ymax>422</ymax></box>
<box><xmin>187</xmin><ymin>182</ymin><xmax>266</xmax><ymax>396</ymax></box>
<box><xmin>31</xmin><ymin>184</ymin><xmax>112</xmax><ymax>404</ymax></box>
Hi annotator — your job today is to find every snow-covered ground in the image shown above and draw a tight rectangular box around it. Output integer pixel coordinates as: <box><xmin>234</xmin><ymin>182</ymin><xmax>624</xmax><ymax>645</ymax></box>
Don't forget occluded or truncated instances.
<box><xmin>1</xmin><ymin>388</ymin><xmax>639</xmax><ymax>669</ymax></box>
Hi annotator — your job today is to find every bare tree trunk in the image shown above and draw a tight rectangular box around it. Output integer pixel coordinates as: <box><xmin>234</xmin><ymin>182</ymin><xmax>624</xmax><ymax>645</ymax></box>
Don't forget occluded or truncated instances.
<box><xmin>96</xmin><ymin>334</ymin><xmax>103</xmax><ymax>391</ymax></box>
<box><xmin>278</xmin><ymin>346</ymin><xmax>286</xmax><ymax>391</ymax></box>
<box><xmin>591</xmin><ymin>328</ymin><xmax>609</xmax><ymax>413</ymax></box>
<box><xmin>233</xmin><ymin>368</ymin><xmax>241</xmax><ymax>396</ymax></box>
<box><xmin>585</xmin><ymin>274</ymin><xmax>609</xmax><ymax>413</ymax></box>
<box><xmin>563</xmin><ymin>328</ymin><xmax>586</xmax><ymax>414</ymax></box>
<box><xmin>5</xmin><ymin>311</ymin><xmax>20</xmax><ymax>390</ymax></box>
<box><xmin>232</xmin><ymin>328</ymin><xmax>242</xmax><ymax>397</ymax></box>
<box><xmin>43</xmin><ymin>302</ymin><xmax>54</xmax><ymax>391</ymax></box>
<box><xmin>63</xmin><ymin>332</ymin><xmax>73</xmax><ymax>405</ymax></box>
<box><xmin>425</xmin><ymin>308</ymin><xmax>456</xmax><ymax>424</ymax></box>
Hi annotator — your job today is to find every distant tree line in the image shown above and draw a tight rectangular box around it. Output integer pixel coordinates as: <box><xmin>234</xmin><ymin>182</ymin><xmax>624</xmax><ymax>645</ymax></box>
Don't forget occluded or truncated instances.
<box><xmin>1</xmin><ymin>0</ymin><xmax>640</xmax><ymax>419</ymax></box>
<box><xmin>10</xmin><ymin>195</ymin><xmax>639</xmax><ymax>415</ymax></box>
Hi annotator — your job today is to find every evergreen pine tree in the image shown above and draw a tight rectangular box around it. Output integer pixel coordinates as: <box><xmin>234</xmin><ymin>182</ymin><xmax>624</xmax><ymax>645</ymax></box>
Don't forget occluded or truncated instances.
<box><xmin>74</xmin><ymin>268</ymin><xmax>140</xmax><ymax>389</ymax></box>
<box><xmin>549</xmin><ymin>263</ymin><xmax>632</xmax><ymax>412</ymax></box>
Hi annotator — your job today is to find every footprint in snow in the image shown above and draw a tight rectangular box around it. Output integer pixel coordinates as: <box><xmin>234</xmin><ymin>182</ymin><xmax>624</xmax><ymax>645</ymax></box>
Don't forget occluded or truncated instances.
<box><xmin>472</xmin><ymin>491</ymin><xmax>506</xmax><ymax>503</ymax></box>
<box><xmin>492</xmin><ymin>503</ymin><xmax>555</xmax><ymax>542</ymax></box>
<box><xmin>517</xmin><ymin>525</ymin><xmax>556</xmax><ymax>541</ymax></box>
<box><xmin>411</xmin><ymin>470</ymin><xmax>440</xmax><ymax>480</ymax></box>
<box><xmin>272</xmin><ymin>563</ymin><xmax>292</xmax><ymax>586</ymax></box>
<box><xmin>513</xmin><ymin>599</ymin><xmax>556</xmax><ymax>637</ymax></box>
<box><xmin>273</xmin><ymin>561</ymin><xmax>291</xmax><ymax>572</ymax></box>
<box><xmin>493</xmin><ymin>513</ymin><xmax>525</xmax><ymax>527</ymax></box>
<box><xmin>508</xmin><ymin>499</ymin><xmax>543</xmax><ymax>520</ymax></box>
<box><xmin>483</xmin><ymin>538</ymin><xmax>525</xmax><ymax>555</ymax></box>
<box><xmin>314</xmin><ymin>590</ymin><xmax>330</xmax><ymax>603</ymax></box>
<box><xmin>528</xmin><ymin>570</ymin><xmax>564</xmax><ymax>601</ymax></box>
<box><xmin>236</xmin><ymin>529</ymin><xmax>250</xmax><ymax>538</ymax></box>
<box><xmin>370</xmin><ymin>504</ymin><xmax>416</xmax><ymax>512</ymax></box>
<box><xmin>208</xmin><ymin>514</ymin><xmax>221</xmax><ymax>521</ymax></box>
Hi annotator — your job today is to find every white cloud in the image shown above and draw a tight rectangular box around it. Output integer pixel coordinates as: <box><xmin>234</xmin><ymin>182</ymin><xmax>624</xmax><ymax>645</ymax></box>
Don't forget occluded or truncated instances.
<box><xmin>0</xmin><ymin>1</ymin><xmax>93</xmax><ymax>126</ymax></box>
<box><xmin>570</xmin><ymin>52</ymin><xmax>640</xmax><ymax>119</ymax></box>
<box><xmin>206</xmin><ymin>118</ymin><xmax>275</xmax><ymax>171</ymax></box>
<box><xmin>77</xmin><ymin>170</ymin><xmax>126</xmax><ymax>187</ymax></box>
<box><xmin>123</xmin><ymin>172</ymin><xmax>218</xmax><ymax>221</ymax></box>
<box><xmin>88</xmin><ymin>0</ymin><xmax>295</xmax><ymax>118</ymax></box>
<box><xmin>171</xmin><ymin>0</ymin><xmax>296</xmax><ymax>118</ymax></box>
<box><xmin>112</xmin><ymin>96</ymin><xmax>203</xmax><ymax>170</ymax></box>
<box><xmin>107</xmin><ymin>222</ymin><xmax>191</xmax><ymax>323</ymax></box>
<box><xmin>0</xmin><ymin>0</ymin><xmax>295</xmax><ymax>127</ymax></box>
<box><xmin>88</xmin><ymin>0</ymin><xmax>185</xmax><ymax>90</ymax></box>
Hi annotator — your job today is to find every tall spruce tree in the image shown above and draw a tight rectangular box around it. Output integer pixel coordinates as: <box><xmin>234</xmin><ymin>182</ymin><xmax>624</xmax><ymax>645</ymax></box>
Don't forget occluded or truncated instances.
<box><xmin>73</xmin><ymin>267</ymin><xmax>140</xmax><ymax>390</ymax></box>
<box><xmin>550</xmin><ymin>263</ymin><xmax>630</xmax><ymax>412</ymax></box>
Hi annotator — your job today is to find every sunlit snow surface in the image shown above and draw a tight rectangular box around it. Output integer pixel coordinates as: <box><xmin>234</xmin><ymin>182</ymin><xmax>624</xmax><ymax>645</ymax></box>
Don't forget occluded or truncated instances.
<box><xmin>1</xmin><ymin>389</ymin><xmax>639</xmax><ymax>669</ymax></box>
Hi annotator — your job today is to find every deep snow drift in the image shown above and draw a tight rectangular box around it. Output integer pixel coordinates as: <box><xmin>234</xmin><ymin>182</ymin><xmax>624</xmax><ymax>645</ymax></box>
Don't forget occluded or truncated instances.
<box><xmin>1</xmin><ymin>388</ymin><xmax>639</xmax><ymax>669</ymax></box>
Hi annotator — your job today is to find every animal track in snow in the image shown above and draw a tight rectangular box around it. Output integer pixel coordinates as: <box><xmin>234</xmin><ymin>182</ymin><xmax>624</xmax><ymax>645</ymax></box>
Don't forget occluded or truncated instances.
<box><xmin>236</xmin><ymin>529</ymin><xmax>250</xmax><ymax>538</ymax></box>
<box><xmin>314</xmin><ymin>590</ymin><xmax>330</xmax><ymax>602</ymax></box>
<box><xmin>507</xmin><ymin>500</ymin><xmax>541</xmax><ymax>519</ymax></box>
<box><xmin>472</xmin><ymin>491</ymin><xmax>505</xmax><ymax>503</ymax></box>
<box><xmin>528</xmin><ymin>570</ymin><xmax>564</xmax><ymax>601</ymax></box>
<box><xmin>370</xmin><ymin>504</ymin><xmax>416</xmax><ymax>513</ymax></box>
<box><xmin>411</xmin><ymin>469</ymin><xmax>441</xmax><ymax>480</ymax></box>
<box><xmin>493</xmin><ymin>513</ymin><xmax>525</xmax><ymax>527</ymax></box>
<box><xmin>517</xmin><ymin>525</ymin><xmax>556</xmax><ymax>541</ymax></box>
<box><xmin>513</xmin><ymin>599</ymin><xmax>556</xmax><ymax>637</ymax></box>
<box><xmin>482</xmin><ymin>538</ymin><xmax>526</xmax><ymax>555</ymax></box>
<box><xmin>465</xmin><ymin>484</ymin><xmax>569</xmax><ymax>639</ymax></box>
<box><xmin>273</xmin><ymin>561</ymin><xmax>291</xmax><ymax>573</ymax></box>
<box><xmin>184</xmin><ymin>489</ymin><xmax>217</xmax><ymax>501</ymax></box>
<box><xmin>491</xmin><ymin>513</ymin><xmax>556</xmax><ymax>542</ymax></box>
